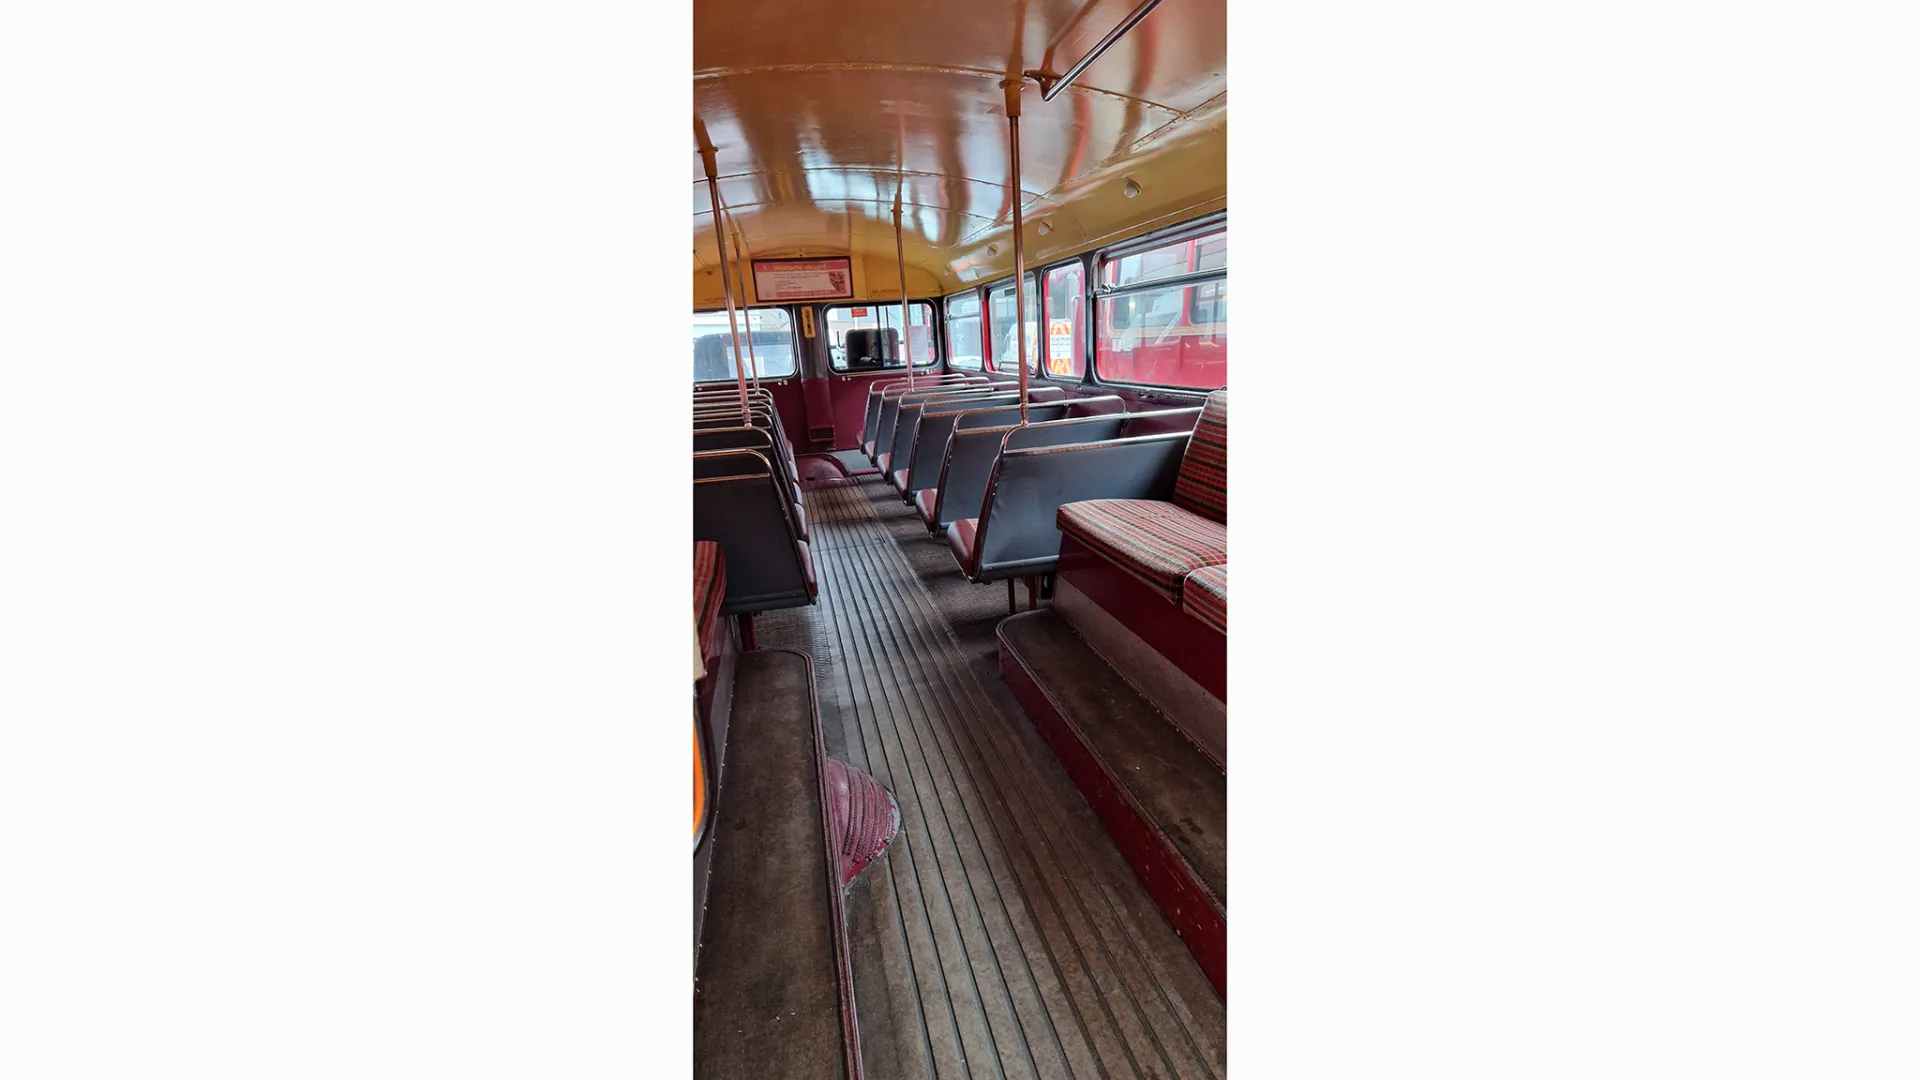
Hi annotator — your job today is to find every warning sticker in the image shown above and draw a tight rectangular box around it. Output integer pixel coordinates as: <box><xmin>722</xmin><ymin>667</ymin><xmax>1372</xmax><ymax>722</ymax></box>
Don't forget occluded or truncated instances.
<box><xmin>1048</xmin><ymin>319</ymin><xmax>1073</xmax><ymax>361</ymax></box>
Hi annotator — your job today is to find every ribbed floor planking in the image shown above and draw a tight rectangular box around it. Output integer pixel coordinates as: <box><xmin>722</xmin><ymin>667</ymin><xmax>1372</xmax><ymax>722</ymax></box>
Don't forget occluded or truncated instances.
<box><xmin>757</xmin><ymin>482</ymin><xmax>1224</xmax><ymax>1080</ymax></box>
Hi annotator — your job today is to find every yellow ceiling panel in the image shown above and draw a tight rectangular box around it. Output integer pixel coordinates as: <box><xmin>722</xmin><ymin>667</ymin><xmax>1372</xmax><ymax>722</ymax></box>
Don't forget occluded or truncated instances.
<box><xmin>693</xmin><ymin>0</ymin><xmax>1224</xmax><ymax>298</ymax></box>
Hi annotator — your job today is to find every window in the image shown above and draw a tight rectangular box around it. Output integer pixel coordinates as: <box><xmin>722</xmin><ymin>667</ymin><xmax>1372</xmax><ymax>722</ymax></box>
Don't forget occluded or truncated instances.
<box><xmin>1094</xmin><ymin>223</ymin><xmax>1227</xmax><ymax>390</ymax></box>
<box><xmin>692</xmin><ymin>307</ymin><xmax>797</xmax><ymax>383</ymax></box>
<box><xmin>824</xmin><ymin>302</ymin><xmax>936</xmax><ymax>371</ymax></box>
<box><xmin>1187</xmin><ymin>231</ymin><xmax>1228</xmax><ymax>325</ymax></box>
<box><xmin>986</xmin><ymin>275</ymin><xmax>1038</xmax><ymax>373</ymax></box>
<box><xmin>946</xmin><ymin>292</ymin><xmax>984</xmax><ymax>371</ymax></box>
<box><xmin>1190</xmin><ymin>279</ymin><xmax>1228</xmax><ymax>326</ymax></box>
<box><xmin>1042</xmin><ymin>263</ymin><xmax>1085</xmax><ymax>380</ymax></box>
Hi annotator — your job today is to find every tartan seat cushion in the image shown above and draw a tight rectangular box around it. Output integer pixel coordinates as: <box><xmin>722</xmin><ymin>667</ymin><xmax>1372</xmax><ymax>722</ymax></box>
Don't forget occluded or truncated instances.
<box><xmin>693</xmin><ymin>541</ymin><xmax>727</xmax><ymax>654</ymax></box>
<box><xmin>1056</xmin><ymin>499</ymin><xmax>1228</xmax><ymax>603</ymax></box>
<box><xmin>1182</xmin><ymin>564</ymin><xmax>1227</xmax><ymax>635</ymax></box>
<box><xmin>1171</xmin><ymin>389</ymin><xmax>1227</xmax><ymax>524</ymax></box>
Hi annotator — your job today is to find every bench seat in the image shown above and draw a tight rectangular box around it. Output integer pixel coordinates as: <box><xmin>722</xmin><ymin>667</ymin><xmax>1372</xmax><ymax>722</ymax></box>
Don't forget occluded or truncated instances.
<box><xmin>694</xmin><ymin>541</ymin><xmax>727</xmax><ymax>656</ymax></box>
<box><xmin>1181</xmin><ymin>564</ymin><xmax>1227</xmax><ymax>635</ymax></box>
<box><xmin>1055</xmin><ymin>499</ymin><xmax>1227</xmax><ymax>603</ymax></box>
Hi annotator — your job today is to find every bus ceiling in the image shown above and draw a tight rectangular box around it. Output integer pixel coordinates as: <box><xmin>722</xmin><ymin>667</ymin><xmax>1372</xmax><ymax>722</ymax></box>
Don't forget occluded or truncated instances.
<box><xmin>691</xmin><ymin>0</ymin><xmax>1225</xmax><ymax>300</ymax></box>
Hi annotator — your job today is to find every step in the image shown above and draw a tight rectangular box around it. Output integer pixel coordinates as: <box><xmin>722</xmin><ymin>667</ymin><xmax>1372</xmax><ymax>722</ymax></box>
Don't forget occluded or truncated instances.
<box><xmin>694</xmin><ymin>649</ymin><xmax>859</xmax><ymax>1080</ymax></box>
<box><xmin>997</xmin><ymin>609</ymin><xmax>1227</xmax><ymax>997</ymax></box>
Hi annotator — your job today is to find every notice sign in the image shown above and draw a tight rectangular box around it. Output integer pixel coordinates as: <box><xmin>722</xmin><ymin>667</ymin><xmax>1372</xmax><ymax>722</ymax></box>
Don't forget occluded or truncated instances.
<box><xmin>1048</xmin><ymin>319</ymin><xmax>1073</xmax><ymax>361</ymax></box>
<box><xmin>753</xmin><ymin>257</ymin><xmax>855</xmax><ymax>302</ymax></box>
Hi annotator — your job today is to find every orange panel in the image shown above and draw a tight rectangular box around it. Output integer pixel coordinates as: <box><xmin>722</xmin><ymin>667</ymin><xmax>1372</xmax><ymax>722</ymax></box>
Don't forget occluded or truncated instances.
<box><xmin>693</xmin><ymin>717</ymin><xmax>707</xmax><ymax>842</ymax></box>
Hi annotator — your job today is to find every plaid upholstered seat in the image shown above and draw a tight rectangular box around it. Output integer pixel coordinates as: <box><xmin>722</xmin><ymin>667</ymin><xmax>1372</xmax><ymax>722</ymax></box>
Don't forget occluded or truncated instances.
<box><xmin>1054</xmin><ymin>390</ymin><xmax>1228</xmax><ymax>606</ymax></box>
<box><xmin>1055</xmin><ymin>499</ymin><xmax>1227</xmax><ymax>602</ymax></box>
<box><xmin>1171</xmin><ymin>390</ymin><xmax>1226</xmax><ymax>525</ymax></box>
<box><xmin>1182</xmin><ymin>564</ymin><xmax>1227</xmax><ymax>634</ymax></box>
<box><xmin>693</xmin><ymin>541</ymin><xmax>727</xmax><ymax>657</ymax></box>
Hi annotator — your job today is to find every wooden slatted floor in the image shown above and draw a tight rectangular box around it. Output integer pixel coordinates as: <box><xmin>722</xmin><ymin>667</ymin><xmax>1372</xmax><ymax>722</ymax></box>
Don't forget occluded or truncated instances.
<box><xmin>757</xmin><ymin>481</ymin><xmax>1225</xmax><ymax>1080</ymax></box>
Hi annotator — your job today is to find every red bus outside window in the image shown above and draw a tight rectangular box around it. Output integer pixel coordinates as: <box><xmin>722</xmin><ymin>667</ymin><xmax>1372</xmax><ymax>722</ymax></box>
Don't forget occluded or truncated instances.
<box><xmin>1095</xmin><ymin>225</ymin><xmax>1227</xmax><ymax>390</ymax></box>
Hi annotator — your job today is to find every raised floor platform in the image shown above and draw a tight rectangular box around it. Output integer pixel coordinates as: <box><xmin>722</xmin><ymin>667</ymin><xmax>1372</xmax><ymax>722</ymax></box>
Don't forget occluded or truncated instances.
<box><xmin>998</xmin><ymin>609</ymin><xmax>1227</xmax><ymax>997</ymax></box>
<box><xmin>694</xmin><ymin>649</ymin><xmax>859</xmax><ymax>1080</ymax></box>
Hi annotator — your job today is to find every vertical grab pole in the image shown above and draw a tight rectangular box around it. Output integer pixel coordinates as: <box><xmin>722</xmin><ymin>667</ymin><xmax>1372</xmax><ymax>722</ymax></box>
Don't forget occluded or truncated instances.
<box><xmin>731</xmin><ymin>230</ymin><xmax>762</xmax><ymax>389</ymax></box>
<box><xmin>1002</xmin><ymin>77</ymin><xmax>1030</xmax><ymax>425</ymax></box>
<box><xmin>700</xmin><ymin>145</ymin><xmax>751</xmax><ymax>426</ymax></box>
<box><xmin>894</xmin><ymin>190</ymin><xmax>914</xmax><ymax>392</ymax></box>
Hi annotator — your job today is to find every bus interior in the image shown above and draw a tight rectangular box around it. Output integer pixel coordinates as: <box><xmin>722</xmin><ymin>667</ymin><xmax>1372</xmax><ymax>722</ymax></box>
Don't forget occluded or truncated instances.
<box><xmin>694</xmin><ymin>1</ymin><xmax>1227</xmax><ymax>1076</ymax></box>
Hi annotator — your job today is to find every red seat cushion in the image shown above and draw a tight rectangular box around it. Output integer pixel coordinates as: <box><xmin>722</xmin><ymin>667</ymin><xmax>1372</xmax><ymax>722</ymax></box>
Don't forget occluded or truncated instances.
<box><xmin>945</xmin><ymin>517</ymin><xmax>980</xmax><ymax>574</ymax></box>
<box><xmin>1056</xmin><ymin>499</ymin><xmax>1227</xmax><ymax>603</ymax></box>
<box><xmin>693</xmin><ymin>541</ymin><xmax>727</xmax><ymax>655</ymax></box>
<box><xmin>1171</xmin><ymin>390</ymin><xmax>1227</xmax><ymax>525</ymax></box>
<box><xmin>914</xmin><ymin>487</ymin><xmax>939</xmax><ymax>526</ymax></box>
<box><xmin>891</xmin><ymin>468</ymin><xmax>909</xmax><ymax>493</ymax></box>
<box><xmin>1182</xmin><ymin>564</ymin><xmax>1227</xmax><ymax>635</ymax></box>
<box><xmin>795</xmin><ymin>538</ymin><xmax>817</xmax><ymax>597</ymax></box>
<box><xmin>876</xmin><ymin>452</ymin><xmax>892</xmax><ymax>474</ymax></box>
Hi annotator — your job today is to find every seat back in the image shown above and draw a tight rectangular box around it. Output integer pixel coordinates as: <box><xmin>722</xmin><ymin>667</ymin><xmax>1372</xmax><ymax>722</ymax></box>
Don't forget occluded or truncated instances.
<box><xmin>693</xmin><ymin>387</ymin><xmax>775</xmax><ymax>404</ymax></box>
<box><xmin>694</xmin><ymin>406</ymin><xmax>775</xmax><ymax>428</ymax></box>
<box><xmin>694</xmin><ymin>410</ymin><xmax>793</xmax><ymax>471</ymax></box>
<box><xmin>862</xmin><ymin>374</ymin><xmax>983</xmax><ymax>449</ymax></box>
<box><xmin>931</xmin><ymin>412</ymin><xmax>1128</xmax><ymax>532</ymax></box>
<box><xmin>695</xmin><ymin>426</ymin><xmax>802</xmax><ymax>511</ymax></box>
<box><xmin>1169</xmin><ymin>390</ymin><xmax>1227</xmax><ymax>524</ymax></box>
<box><xmin>692</xmin><ymin>390</ymin><xmax>776</xmax><ymax>424</ymax></box>
<box><xmin>693</xmin><ymin>449</ymin><xmax>814</xmax><ymax>613</ymax></box>
<box><xmin>1119</xmin><ymin>406</ymin><xmax>1205</xmax><ymax>439</ymax></box>
<box><xmin>967</xmin><ymin>432</ymin><xmax>1191</xmax><ymax>580</ymax></box>
<box><xmin>890</xmin><ymin>386</ymin><xmax>1061</xmax><ymax>483</ymax></box>
<box><xmin>903</xmin><ymin>393</ymin><xmax>1058</xmax><ymax>496</ymax></box>
<box><xmin>693</xmin><ymin>426</ymin><xmax>775</xmax><ymax>454</ymax></box>
<box><xmin>1001</xmin><ymin>412</ymin><xmax>1131</xmax><ymax>454</ymax></box>
<box><xmin>693</xmin><ymin>408</ymin><xmax>786</xmax><ymax>450</ymax></box>
<box><xmin>951</xmin><ymin>394</ymin><xmax>1123</xmax><ymax>432</ymax></box>
<box><xmin>877</xmin><ymin>385</ymin><xmax>1005</xmax><ymax>466</ymax></box>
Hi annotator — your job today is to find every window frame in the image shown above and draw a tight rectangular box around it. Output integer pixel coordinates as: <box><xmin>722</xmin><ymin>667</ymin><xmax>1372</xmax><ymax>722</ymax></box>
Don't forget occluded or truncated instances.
<box><xmin>983</xmin><ymin>272</ymin><xmax>1039</xmax><ymax>375</ymax></box>
<box><xmin>1089</xmin><ymin>214</ymin><xmax>1228</xmax><ymax>392</ymax></box>
<box><xmin>691</xmin><ymin>305</ymin><xmax>801</xmax><ymax>385</ymax></box>
<box><xmin>821</xmin><ymin>299</ymin><xmax>941</xmax><ymax>373</ymax></box>
<box><xmin>1038</xmin><ymin>258</ymin><xmax>1090</xmax><ymax>383</ymax></box>
<box><xmin>944</xmin><ymin>291</ymin><xmax>985</xmax><ymax>372</ymax></box>
<box><xmin>936</xmin><ymin>211</ymin><xmax>1226</xmax><ymax>390</ymax></box>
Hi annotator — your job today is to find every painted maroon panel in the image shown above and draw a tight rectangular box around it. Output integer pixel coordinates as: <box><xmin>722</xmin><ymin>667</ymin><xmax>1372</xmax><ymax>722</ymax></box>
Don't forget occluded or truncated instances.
<box><xmin>1056</xmin><ymin>535</ymin><xmax>1226</xmax><ymax>702</ymax></box>
<box><xmin>823</xmin><ymin>372</ymin><xmax>905</xmax><ymax>452</ymax></box>
<box><xmin>801</xmin><ymin>377</ymin><xmax>837</xmax><ymax>446</ymax></box>
<box><xmin>760</xmin><ymin>379</ymin><xmax>811</xmax><ymax>449</ymax></box>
